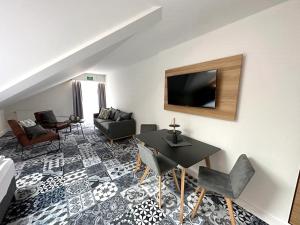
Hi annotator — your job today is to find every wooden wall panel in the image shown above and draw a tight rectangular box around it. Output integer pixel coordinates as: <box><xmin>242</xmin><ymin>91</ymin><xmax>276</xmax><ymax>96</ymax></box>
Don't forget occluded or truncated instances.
<box><xmin>164</xmin><ymin>54</ymin><xmax>243</xmax><ymax>121</ymax></box>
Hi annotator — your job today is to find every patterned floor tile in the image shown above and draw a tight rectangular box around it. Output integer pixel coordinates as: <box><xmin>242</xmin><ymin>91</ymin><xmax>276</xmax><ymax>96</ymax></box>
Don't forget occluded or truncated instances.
<box><xmin>114</xmin><ymin>173</ymin><xmax>139</xmax><ymax>192</ymax></box>
<box><xmin>93</xmin><ymin>181</ymin><xmax>118</xmax><ymax>202</ymax></box>
<box><xmin>82</xmin><ymin>156</ymin><xmax>102</xmax><ymax>168</ymax></box>
<box><xmin>16</xmin><ymin>173</ymin><xmax>43</xmax><ymax>189</ymax></box>
<box><xmin>99</xmin><ymin>194</ymin><xmax>129</xmax><ymax>222</ymax></box>
<box><xmin>110</xmin><ymin>210</ymin><xmax>136</xmax><ymax>225</ymax></box>
<box><xmin>63</xmin><ymin>160</ymin><xmax>84</xmax><ymax>174</ymax></box>
<box><xmin>132</xmin><ymin>198</ymin><xmax>166</xmax><ymax>225</ymax></box>
<box><xmin>38</xmin><ymin>175</ymin><xmax>65</xmax><ymax>193</ymax></box>
<box><xmin>15</xmin><ymin>185</ymin><xmax>40</xmax><ymax>201</ymax></box>
<box><xmin>88</xmin><ymin>171</ymin><xmax>111</xmax><ymax>189</ymax></box>
<box><xmin>43</xmin><ymin>153</ymin><xmax>64</xmax><ymax>172</ymax></box>
<box><xmin>65</xmin><ymin>178</ymin><xmax>91</xmax><ymax>197</ymax></box>
<box><xmin>103</xmin><ymin>159</ymin><xmax>121</xmax><ymax>170</ymax></box>
<box><xmin>121</xmin><ymin>185</ymin><xmax>149</xmax><ymax>209</ymax></box>
<box><xmin>64</xmin><ymin>154</ymin><xmax>82</xmax><ymax>164</ymax></box>
<box><xmin>64</xmin><ymin>169</ymin><xmax>88</xmax><ymax>185</ymax></box>
<box><xmin>31</xmin><ymin>201</ymin><xmax>68</xmax><ymax>225</ymax></box>
<box><xmin>107</xmin><ymin>164</ymin><xmax>131</xmax><ymax>180</ymax></box>
<box><xmin>68</xmin><ymin>191</ymin><xmax>96</xmax><ymax>216</ymax></box>
<box><xmin>68</xmin><ymin>204</ymin><xmax>103</xmax><ymax>225</ymax></box>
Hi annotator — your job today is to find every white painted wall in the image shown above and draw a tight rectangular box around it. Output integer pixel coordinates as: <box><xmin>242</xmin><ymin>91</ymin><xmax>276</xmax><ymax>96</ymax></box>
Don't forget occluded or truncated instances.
<box><xmin>4</xmin><ymin>81</ymin><xmax>73</xmax><ymax>121</ymax></box>
<box><xmin>106</xmin><ymin>1</ymin><xmax>300</xmax><ymax>225</ymax></box>
<box><xmin>0</xmin><ymin>110</ymin><xmax>7</xmax><ymax>136</ymax></box>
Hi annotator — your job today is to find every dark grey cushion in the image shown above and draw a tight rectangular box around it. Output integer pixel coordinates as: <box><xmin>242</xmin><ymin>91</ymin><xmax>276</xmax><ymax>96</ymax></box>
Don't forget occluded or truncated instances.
<box><xmin>113</xmin><ymin>110</ymin><xmax>121</xmax><ymax>121</ymax></box>
<box><xmin>109</xmin><ymin>107</ymin><xmax>118</xmax><ymax>120</ymax></box>
<box><xmin>24</xmin><ymin>125</ymin><xmax>47</xmax><ymax>139</ymax></box>
<box><xmin>118</xmin><ymin>111</ymin><xmax>132</xmax><ymax>120</ymax></box>
<box><xmin>94</xmin><ymin>118</ymin><xmax>110</xmax><ymax>124</ymax></box>
<box><xmin>41</xmin><ymin>111</ymin><xmax>57</xmax><ymax>123</ymax></box>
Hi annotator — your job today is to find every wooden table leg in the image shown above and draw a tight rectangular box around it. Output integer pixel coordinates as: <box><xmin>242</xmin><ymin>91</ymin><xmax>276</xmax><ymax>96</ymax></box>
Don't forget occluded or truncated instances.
<box><xmin>179</xmin><ymin>168</ymin><xmax>186</xmax><ymax>224</ymax></box>
<box><xmin>205</xmin><ymin>157</ymin><xmax>211</xmax><ymax>168</ymax></box>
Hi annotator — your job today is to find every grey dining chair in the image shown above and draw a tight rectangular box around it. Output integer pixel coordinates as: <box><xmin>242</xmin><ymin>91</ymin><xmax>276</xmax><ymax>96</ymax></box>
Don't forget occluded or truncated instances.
<box><xmin>135</xmin><ymin>124</ymin><xmax>157</xmax><ymax>172</ymax></box>
<box><xmin>137</xmin><ymin>143</ymin><xmax>180</xmax><ymax>208</ymax></box>
<box><xmin>191</xmin><ymin>154</ymin><xmax>255</xmax><ymax>225</ymax></box>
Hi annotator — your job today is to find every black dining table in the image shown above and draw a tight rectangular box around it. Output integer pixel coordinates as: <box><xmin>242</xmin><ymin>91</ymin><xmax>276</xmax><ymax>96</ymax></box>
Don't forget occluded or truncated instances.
<box><xmin>135</xmin><ymin>129</ymin><xmax>220</xmax><ymax>224</ymax></box>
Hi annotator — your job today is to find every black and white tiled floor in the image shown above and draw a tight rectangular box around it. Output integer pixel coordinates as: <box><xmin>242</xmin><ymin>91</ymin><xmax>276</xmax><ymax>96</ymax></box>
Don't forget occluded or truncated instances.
<box><xmin>0</xmin><ymin>126</ymin><xmax>268</xmax><ymax>225</ymax></box>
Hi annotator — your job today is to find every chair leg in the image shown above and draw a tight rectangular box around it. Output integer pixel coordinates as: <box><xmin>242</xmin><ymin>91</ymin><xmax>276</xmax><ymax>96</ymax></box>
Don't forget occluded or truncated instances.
<box><xmin>158</xmin><ymin>175</ymin><xmax>162</xmax><ymax>209</ymax></box>
<box><xmin>172</xmin><ymin>169</ymin><xmax>180</xmax><ymax>192</ymax></box>
<box><xmin>191</xmin><ymin>188</ymin><xmax>206</xmax><ymax>219</ymax></box>
<box><xmin>225</xmin><ymin>197</ymin><xmax>236</xmax><ymax>225</ymax></box>
<box><xmin>134</xmin><ymin>153</ymin><xmax>141</xmax><ymax>173</ymax></box>
<box><xmin>139</xmin><ymin>166</ymin><xmax>150</xmax><ymax>184</ymax></box>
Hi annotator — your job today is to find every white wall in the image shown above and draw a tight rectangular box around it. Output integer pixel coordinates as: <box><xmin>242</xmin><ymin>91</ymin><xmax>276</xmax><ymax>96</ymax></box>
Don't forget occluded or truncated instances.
<box><xmin>0</xmin><ymin>110</ymin><xmax>7</xmax><ymax>136</ymax></box>
<box><xmin>106</xmin><ymin>1</ymin><xmax>300</xmax><ymax>225</ymax></box>
<box><xmin>5</xmin><ymin>81</ymin><xmax>73</xmax><ymax>121</ymax></box>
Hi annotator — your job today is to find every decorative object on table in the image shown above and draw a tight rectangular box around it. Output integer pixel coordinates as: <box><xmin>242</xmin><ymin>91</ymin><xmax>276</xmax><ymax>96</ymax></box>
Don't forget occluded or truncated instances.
<box><xmin>69</xmin><ymin>115</ymin><xmax>81</xmax><ymax>123</ymax></box>
<box><xmin>169</xmin><ymin>118</ymin><xmax>180</xmax><ymax>144</ymax></box>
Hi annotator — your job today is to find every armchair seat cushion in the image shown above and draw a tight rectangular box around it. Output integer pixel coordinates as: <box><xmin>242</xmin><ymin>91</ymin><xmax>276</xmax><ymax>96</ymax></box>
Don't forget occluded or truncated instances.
<box><xmin>94</xmin><ymin>118</ymin><xmax>110</xmax><ymax>124</ymax></box>
<box><xmin>24</xmin><ymin>125</ymin><xmax>47</xmax><ymax>139</ymax></box>
<box><xmin>198</xmin><ymin>166</ymin><xmax>234</xmax><ymax>199</ymax></box>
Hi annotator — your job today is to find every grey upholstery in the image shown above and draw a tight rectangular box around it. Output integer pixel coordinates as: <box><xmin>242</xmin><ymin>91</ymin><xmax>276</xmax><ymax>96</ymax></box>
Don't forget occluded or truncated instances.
<box><xmin>93</xmin><ymin>112</ymin><xmax>136</xmax><ymax>140</ymax></box>
<box><xmin>197</xmin><ymin>154</ymin><xmax>254</xmax><ymax>199</ymax></box>
<box><xmin>140</xmin><ymin>124</ymin><xmax>157</xmax><ymax>134</ymax></box>
<box><xmin>137</xmin><ymin>143</ymin><xmax>177</xmax><ymax>175</ymax></box>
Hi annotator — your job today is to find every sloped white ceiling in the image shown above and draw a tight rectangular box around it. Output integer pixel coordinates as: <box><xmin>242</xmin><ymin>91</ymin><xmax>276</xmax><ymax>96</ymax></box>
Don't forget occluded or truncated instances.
<box><xmin>0</xmin><ymin>0</ymin><xmax>286</xmax><ymax>107</ymax></box>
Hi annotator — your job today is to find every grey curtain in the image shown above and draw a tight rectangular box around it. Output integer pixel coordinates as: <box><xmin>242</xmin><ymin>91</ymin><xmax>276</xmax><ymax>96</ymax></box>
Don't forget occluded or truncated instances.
<box><xmin>72</xmin><ymin>80</ymin><xmax>83</xmax><ymax>119</ymax></box>
<box><xmin>98</xmin><ymin>83</ymin><xmax>106</xmax><ymax>108</ymax></box>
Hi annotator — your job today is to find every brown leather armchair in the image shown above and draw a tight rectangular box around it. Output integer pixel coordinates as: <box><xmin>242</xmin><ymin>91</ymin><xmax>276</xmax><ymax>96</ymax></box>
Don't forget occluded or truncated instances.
<box><xmin>8</xmin><ymin>120</ymin><xmax>60</xmax><ymax>159</ymax></box>
<box><xmin>34</xmin><ymin>110</ymin><xmax>70</xmax><ymax>133</ymax></box>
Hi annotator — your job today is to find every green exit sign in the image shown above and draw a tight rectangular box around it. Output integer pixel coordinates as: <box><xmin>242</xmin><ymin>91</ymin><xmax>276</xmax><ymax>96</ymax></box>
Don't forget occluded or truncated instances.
<box><xmin>86</xmin><ymin>76</ymin><xmax>94</xmax><ymax>81</ymax></box>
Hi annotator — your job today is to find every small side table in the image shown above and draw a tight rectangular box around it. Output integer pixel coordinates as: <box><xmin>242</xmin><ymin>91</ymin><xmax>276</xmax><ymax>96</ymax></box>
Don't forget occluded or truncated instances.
<box><xmin>70</xmin><ymin>120</ymin><xmax>85</xmax><ymax>138</ymax></box>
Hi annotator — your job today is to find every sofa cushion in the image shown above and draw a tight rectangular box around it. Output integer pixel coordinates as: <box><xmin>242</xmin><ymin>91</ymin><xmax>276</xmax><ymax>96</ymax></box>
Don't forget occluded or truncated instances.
<box><xmin>109</xmin><ymin>107</ymin><xmax>118</xmax><ymax>120</ymax></box>
<box><xmin>24</xmin><ymin>125</ymin><xmax>47</xmax><ymax>139</ymax></box>
<box><xmin>118</xmin><ymin>111</ymin><xmax>132</xmax><ymax>120</ymax></box>
<box><xmin>98</xmin><ymin>108</ymin><xmax>110</xmax><ymax>120</ymax></box>
<box><xmin>113</xmin><ymin>110</ymin><xmax>121</xmax><ymax>121</ymax></box>
<box><xmin>94</xmin><ymin>118</ymin><xmax>110</xmax><ymax>124</ymax></box>
<box><xmin>99</xmin><ymin>121</ymin><xmax>112</xmax><ymax>131</ymax></box>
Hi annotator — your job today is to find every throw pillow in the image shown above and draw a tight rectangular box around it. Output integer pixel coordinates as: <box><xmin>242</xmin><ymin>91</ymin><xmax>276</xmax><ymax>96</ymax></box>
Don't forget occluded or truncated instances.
<box><xmin>113</xmin><ymin>110</ymin><xmax>121</xmax><ymax>121</ymax></box>
<box><xmin>98</xmin><ymin>108</ymin><xmax>111</xmax><ymax>120</ymax></box>
<box><xmin>118</xmin><ymin>111</ymin><xmax>132</xmax><ymax>120</ymax></box>
<box><xmin>19</xmin><ymin>119</ymin><xmax>36</xmax><ymax>128</ymax></box>
<box><xmin>41</xmin><ymin>111</ymin><xmax>57</xmax><ymax>124</ymax></box>
<box><xmin>109</xmin><ymin>107</ymin><xmax>117</xmax><ymax>120</ymax></box>
<box><xmin>24</xmin><ymin>125</ymin><xmax>47</xmax><ymax>139</ymax></box>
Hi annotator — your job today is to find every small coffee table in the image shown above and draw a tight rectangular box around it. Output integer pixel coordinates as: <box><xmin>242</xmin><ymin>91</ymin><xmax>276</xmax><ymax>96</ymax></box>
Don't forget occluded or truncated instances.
<box><xmin>70</xmin><ymin>120</ymin><xmax>85</xmax><ymax>138</ymax></box>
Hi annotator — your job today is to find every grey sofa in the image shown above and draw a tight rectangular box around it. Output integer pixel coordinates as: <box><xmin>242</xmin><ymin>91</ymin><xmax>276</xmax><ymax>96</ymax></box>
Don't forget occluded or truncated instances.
<box><xmin>93</xmin><ymin>109</ymin><xmax>136</xmax><ymax>143</ymax></box>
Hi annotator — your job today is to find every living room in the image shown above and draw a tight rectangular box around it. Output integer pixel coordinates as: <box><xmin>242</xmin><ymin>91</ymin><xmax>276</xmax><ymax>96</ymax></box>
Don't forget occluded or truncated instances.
<box><xmin>0</xmin><ymin>1</ymin><xmax>299</xmax><ymax>225</ymax></box>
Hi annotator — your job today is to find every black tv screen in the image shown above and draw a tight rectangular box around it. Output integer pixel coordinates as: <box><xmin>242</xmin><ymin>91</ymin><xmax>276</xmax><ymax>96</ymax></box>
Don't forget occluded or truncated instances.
<box><xmin>167</xmin><ymin>69</ymin><xmax>217</xmax><ymax>108</ymax></box>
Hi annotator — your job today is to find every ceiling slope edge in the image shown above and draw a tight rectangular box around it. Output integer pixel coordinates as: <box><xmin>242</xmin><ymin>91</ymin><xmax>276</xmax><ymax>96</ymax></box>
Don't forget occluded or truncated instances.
<box><xmin>0</xmin><ymin>6</ymin><xmax>162</xmax><ymax>107</ymax></box>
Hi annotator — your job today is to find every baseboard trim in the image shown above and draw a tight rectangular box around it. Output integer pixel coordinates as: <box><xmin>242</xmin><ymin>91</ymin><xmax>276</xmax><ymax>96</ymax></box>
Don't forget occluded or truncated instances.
<box><xmin>235</xmin><ymin>199</ymin><xmax>289</xmax><ymax>225</ymax></box>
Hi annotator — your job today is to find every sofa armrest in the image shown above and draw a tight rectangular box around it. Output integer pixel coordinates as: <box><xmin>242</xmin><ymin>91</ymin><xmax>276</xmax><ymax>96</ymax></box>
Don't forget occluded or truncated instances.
<box><xmin>93</xmin><ymin>113</ymin><xmax>99</xmax><ymax>118</ymax></box>
<box><xmin>107</xmin><ymin>119</ymin><xmax>136</xmax><ymax>139</ymax></box>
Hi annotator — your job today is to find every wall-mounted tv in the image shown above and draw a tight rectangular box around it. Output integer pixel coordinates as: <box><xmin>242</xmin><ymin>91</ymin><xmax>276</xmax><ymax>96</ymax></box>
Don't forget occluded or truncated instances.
<box><xmin>167</xmin><ymin>69</ymin><xmax>217</xmax><ymax>108</ymax></box>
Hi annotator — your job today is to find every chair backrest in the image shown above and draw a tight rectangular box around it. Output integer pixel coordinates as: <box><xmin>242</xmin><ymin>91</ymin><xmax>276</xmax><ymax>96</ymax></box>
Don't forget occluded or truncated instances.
<box><xmin>140</xmin><ymin>124</ymin><xmax>157</xmax><ymax>134</ymax></box>
<box><xmin>137</xmin><ymin>143</ymin><xmax>160</xmax><ymax>174</ymax></box>
<box><xmin>34</xmin><ymin>110</ymin><xmax>57</xmax><ymax>124</ymax></box>
<box><xmin>230</xmin><ymin>154</ymin><xmax>255</xmax><ymax>198</ymax></box>
<box><xmin>7</xmin><ymin>120</ymin><xmax>30</xmax><ymax>146</ymax></box>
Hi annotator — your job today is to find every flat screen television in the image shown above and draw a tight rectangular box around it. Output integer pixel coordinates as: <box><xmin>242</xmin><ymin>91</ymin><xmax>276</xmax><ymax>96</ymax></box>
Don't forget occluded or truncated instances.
<box><xmin>167</xmin><ymin>69</ymin><xmax>217</xmax><ymax>108</ymax></box>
